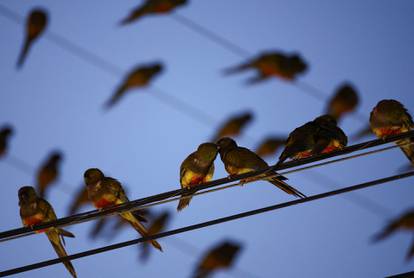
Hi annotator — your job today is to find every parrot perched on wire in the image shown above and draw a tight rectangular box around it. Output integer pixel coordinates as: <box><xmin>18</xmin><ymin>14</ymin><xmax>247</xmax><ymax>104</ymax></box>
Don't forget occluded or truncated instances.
<box><xmin>326</xmin><ymin>83</ymin><xmax>359</xmax><ymax>121</ymax></box>
<box><xmin>178</xmin><ymin>143</ymin><xmax>218</xmax><ymax>211</ymax></box>
<box><xmin>211</xmin><ymin>112</ymin><xmax>253</xmax><ymax>142</ymax></box>
<box><xmin>105</xmin><ymin>63</ymin><xmax>163</xmax><ymax>109</ymax></box>
<box><xmin>140</xmin><ymin>211</ymin><xmax>171</xmax><ymax>261</ymax></box>
<box><xmin>373</xmin><ymin>209</ymin><xmax>414</xmax><ymax>260</ymax></box>
<box><xmin>255</xmin><ymin>136</ymin><xmax>286</xmax><ymax>158</ymax></box>
<box><xmin>18</xmin><ymin>186</ymin><xmax>77</xmax><ymax>278</ymax></box>
<box><xmin>120</xmin><ymin>0</ymin><xmax>187</xmax><ymax>25</ymax></box>
<box><xmin>83</xmin><ymin>168</ymin><xmax>162</xmax><ymax>251</ymax></box>
<box><xmin>224</xmin><ymin>51</ymin><xmax>307</xmax><ymax>84</ymax></box>
<box><xmin>278</xmin><ymin>115</ymin><xmax>348</xmax><ymax>164</ymax></box>
<box><xmin>17</xmin><ymin>8</ymin><xmax>48</xmax><ymax>68</ymax></box>
<box><xmin>0</xmin><ymin>125</ymin><xmax>13</xmax><ymax>158</ymax></box>
<box><xmin>370</xmin><ymin>99</ymin><xmax>414</xmax><ymax>165</ymax></box>
<box><xmin>192</xmin><ymin>240</ymin><xmax>242</xmax><ymax>278</ymax></box>
<box><xmin>217</xmin><ymin>137</ymin><xmax>306</xmax><ymax>198</ymax></box>
<box><xmin>36</xmin><ymin>151</ymin><xmax>63</xmax><ymax>198</ymax></box>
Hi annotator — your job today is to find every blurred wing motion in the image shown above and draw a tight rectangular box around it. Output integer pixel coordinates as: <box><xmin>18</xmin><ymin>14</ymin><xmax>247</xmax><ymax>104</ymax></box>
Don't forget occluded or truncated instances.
<box><xmin>211</xmin><ymin>111</ymin><xmax>253</xmax><ymax>142</ymax></box>
<box><xmin>68</xmin><ymin>185</ymin><xmax>89</xmax><ymax>215</ymax></box>
<box><xmin>370</xmin><ymin>99</ymin><xmax>414</xmax><ymax>165</ymax></box>
<box><xmin>17</xmin><ymin>9</ymin><xmax>48</xmax><ymax>68</ymax></box>
<box><xmin>120</xmin><ymin>0</ymin><xmax>187</xmax><ymax>25</ymax></box>
<box><xmin>224</xmin><ymin>51</ymin><xmax>307</xmax><ymax>84</ymax></box>
<box><xmin>0</xmin><ymin>125</ymin><xmax>14</xmax><ymax>158</ymax></box>
<box><xmin>255</xmin><ymin>136</ymin><xmax>286</xmax><ymax>158</ymax></box>
<box><xmin>36</xmin><ymin>151</ymin><xmax>63</xmax><ymax>197</ymax></box>
<box><xmin>105</xmin><ymin>63</ymin><xmax>163</xmax><ymax>109</ymax></box>
<box><xmin>193</xmin><ymin>241</ymin><xmax>242</xmax><ymax>278</ymax></box>
<box><xmin>326</xmin><ymin>83</ymin><xmax>359</xmax><ymax>121</ymax></box>
<box><xmin>140</xmin><ymin>211</ymin><xmax>171</xmax><ymax>261</ymax></box>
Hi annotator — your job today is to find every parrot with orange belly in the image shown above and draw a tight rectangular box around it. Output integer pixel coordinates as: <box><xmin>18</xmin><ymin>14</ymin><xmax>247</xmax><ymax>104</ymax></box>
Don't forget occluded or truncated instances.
<box><xmin>370</xmin><ymin>99</ymin><xmax>414</xmax><ymax>165</ymax></box>
<box><xmin>83</xmin><ymin>168</ymin><xmax>162</xmax><ymax>251</ymax></box>
<box><xmin>17</xmin><ymin>8</ymin><xmax>48</xmax><ymax>68</ymax></box>
<box><xmin>18</xmin><ymin>186</ymin><xmax>77</xmax><ymax>278</ymax></box>
<box><xmin>178</xmin><ymin>143</ymin><xmax>218</xmax><ymax>211</ymax></box>
<box><xmin>278</xmin><ymin>115</ymin><xmax>348</xmax><ymax>164</ymax></box>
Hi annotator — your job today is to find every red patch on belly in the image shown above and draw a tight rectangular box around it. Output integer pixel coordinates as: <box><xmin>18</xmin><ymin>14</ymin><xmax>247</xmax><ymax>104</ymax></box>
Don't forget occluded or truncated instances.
<box><xmin>190</xmin><ymin>175</ymin><xmax>205</xmax><ymax>185</ymax></box>
<box><xmin>94</xmin><ymin>198</ymin><xmax>115</xmax><ymax>209</ymax></box>
<box><xmin>322</xmin><ymin>146</ymin><xmax>341</xmax><ymax>154</ymax></box>
<box><xmin>23</xmin><ymin>216</ymin><xmax>47</xmax><ymax>233</ymax></box>
<box><xmin>378</xmin><ymin>128</ymin><xmax>403</xmax><ymax>137</ymax></box>
<box><xmin>295</xmin><ymin>150</ymin><xmax>313</xmax><ymax>159</ymax></box>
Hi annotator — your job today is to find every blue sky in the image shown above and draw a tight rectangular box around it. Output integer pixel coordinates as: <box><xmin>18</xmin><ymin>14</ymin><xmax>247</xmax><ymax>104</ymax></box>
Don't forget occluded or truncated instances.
<box><xmin>0</xmin><ymin>1</ymin><xmax>414</xmax><ymax>277</ymax></box>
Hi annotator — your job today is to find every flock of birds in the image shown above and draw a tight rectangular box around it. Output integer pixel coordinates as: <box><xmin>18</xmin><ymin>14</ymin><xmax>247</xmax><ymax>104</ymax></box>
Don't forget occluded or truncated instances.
<box><xmin>2</xmin><ymin>1</ymin><xmax>414</xmax><ymax>277</ymax></box>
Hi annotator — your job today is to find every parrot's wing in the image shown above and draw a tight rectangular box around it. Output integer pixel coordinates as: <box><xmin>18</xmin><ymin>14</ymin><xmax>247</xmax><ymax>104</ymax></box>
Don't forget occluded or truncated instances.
<box><xmin>38</xmin><ymin>198</ymin><xmax>57</xmax><ymax>221</ymax></box>
<box><xmin>229</xmin><ymin>147</ymin><xmax>268</xmax><ymax>170</ymax></box>
<box><xmin>105</xmin><ymin>177</ymin><xmax>129</xmax><ymax>202</ymax></box>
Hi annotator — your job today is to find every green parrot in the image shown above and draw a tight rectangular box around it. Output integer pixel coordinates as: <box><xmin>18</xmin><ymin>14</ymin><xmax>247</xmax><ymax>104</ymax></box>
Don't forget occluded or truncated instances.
<box><xmin>255</xmin><ymin>136</ymin><xmax>286</xmax><ymax>158</ymax></box>
<box><xmin>105</xmin><ymin>63</ymin><xmax>163</xmax><ymax>109</ymax></box>
<box><xmin>17</xmin><ymin>8</ymin><xmax>48</xmax><ymax>68</ymax></box>
<box><xmin>18</xmin><ymin>186</ymin><xmax>77</xmax><ymax>277</ymax></box>
<box><xmin>370</xmin><ymin>99</ymin><xmax>414</xmax><ymax>165</ymax></box>
<box><xmin>211</xmin><ymin>112</ymin><xmax>253</xmax><ymax>142</ymax></box>
<box><xmin>120</xmin><ymin>0</ymin><xmax>187</xmax><ymax>25</ymax></box>
<box><xmin>217</xmin><ymin>137</ymin><xmax>306</xmax><ymax>198</ymax></box>
<box><xmin>193</xmin><ymin>241</ymin><xmax>241</xmax><ymax>278</ymax></box>
<box><xmin>36</xmin><ymin>151</ymin><xmax>63</xmax><ymax>198</ymax></box>
<box><xmin>0</xmin><ymin>125</ymin><xmax>13</xmax><ymax>158</ymax></box>
<box><xmin>278</xmin><ymin>115</ymin><xmax>348</xmax><ymax>164</ymax></box>
<box><xmin>326</xmin><ymin>83</ymin><xmax>359</xmax><ymax>121</ymax></box>
<box><xmin>224</xmin><ymin>51</ymin><xmax>307</xmax><ymax>84</ymax></box>
<box><xmin>373</xmin><ymin>209</ymin><xmax>414</xmax><ymax>260</ymax></box>
<box><xmin>178</xmin><ymin>143</ymin><xmax>218</xmax><ymax>211</ymax></box>
<box><xmin>83</xmin><ymin>168</ymin><xmax>162</xmax><ymax>251</ymax></box>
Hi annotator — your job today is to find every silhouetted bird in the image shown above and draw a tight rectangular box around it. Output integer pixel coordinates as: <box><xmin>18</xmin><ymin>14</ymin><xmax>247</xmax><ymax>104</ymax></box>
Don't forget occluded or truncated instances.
<box><xmin>278</xmin><ymin>115</ymin><xmax>347</xmax><ymax>164</ymax></box>
<box><xmin>17</xmin><ymin>8</ymin><xmax>48</xmax><ymax>68</ymax></box>
<box><xmin>0</xmin><ymin>125</ymin><xmax>13</xmax><ymax>158</ymax></box>
<box><xmin>140</xmin><ymin>211</ymin><xmax>171</xmax><ymax>261</ymax></box>
<box><xmin>36</xmin><ymin>151</ymin><xmax>63</xmax><ymax>198</ymax></box>
<box><xmin>84</xmin><ymin>168</ymin><xmax>161</xmax><ymax>251</ymax></box>
<box><xmin>211</xmin><ymin>112</ymin><xmax>253</xmax><ymax>142</ymax></box>
<box><xmin>18</xmin><ymin>186</ymin><xmax>77</xmax><ymax>277</ymax></box>
<box><xmin>217</xmin><ymin>137</ymin><xmax>305</xmax><ymax>198</ymax></box>
<box><xmin>370</xmin><ymin>99</ymin><xmax>414</xmax><ymax>165</ymax></box>
<box><xmin>193</xmin><ymin>241</ymin><xmax>242</xmax><ymax>278</ymax></box>
<box><xmin>225</xmin><ymin>51</ymin><xmax>307</xmax><ymax>84</ymax></box>
<box><xmin>178</xmin><ymin>143</ymin><xmax>218</xmax><ymax>211</ymax></box>
<box><xmin>255</xmin><ymin>136</ymin><xmax>286</xmax><ymax>158</ymax></box>
<box><xmin>373</xmin><ymin>209</ymin><xmax>414</xmax><ymax>260</ymax></box>
<box><xmin>105</xmin><ymin>63</ymin><xmax>163</xmax><ymax>109</ymax></box>
<box><xmin>326</xmin><ymin>83</ymin><xmax>359</xmax><ymax>121</ymax></box>
<box><xmin>120</xmin><ymin>0</ymin><xmax>187</xmax><ymax>25</ymax></box>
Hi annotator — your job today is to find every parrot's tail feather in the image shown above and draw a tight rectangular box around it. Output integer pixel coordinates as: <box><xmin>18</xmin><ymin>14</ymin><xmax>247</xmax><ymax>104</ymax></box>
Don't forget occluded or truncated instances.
<box><xmin>245</xmin><ymin>74</ymin><xmax>268</xmax><ymax>85</ymax></box>
<box><xmin>119</xmin><ymin>10</ymin><xmax>145</xmax><ymax>25</ymax></box>
<box><xmin>222</xmin><ymin>63</ymin><xmax>250</xmax><ymax>75</ymax></box>
<box><xmin>398</xmin><ymin>138</ymin><xmax>414</xmax><ymax>165</ymax></box>
<box><xmin>46</xmin><ymin>230</ymin><xmax>77</xmax><ymax>278</ymax></box>
<box><xmin>139</xmin><ymin>242</ymin><xmax>150</xmax><ymax>262</ymax></box>
<box><xmin>16</xmin><ymin>37</ymin><xmax>32</xmax><ymax>68</ymax></box>
<box><xmin>266</xmin><ymin>176</ymin><xmax>306</xmax><ymax>198</ymax></box>
<box><xmin>121</xmin><ymin>212</ymin><xmax>163</xmax><ymax>252</ymax></box>
<box><xmin>104</xmin><ymin>85</ymin><xmax>126</xmax><ymax>110</ymax></box>
<box><xmin>372</xmin><ymin>222</ymin><xmax>399</xmax><ymax>242</ymax></box>
<box><xmin>58</xmin><ymin>228</ymin><xmax>75</xmax><ymax>238</ymax></box>
<box><xmin>177</xmin><ymin>195</ymin><xmax>192</xmax><ymax>211</ymax></box>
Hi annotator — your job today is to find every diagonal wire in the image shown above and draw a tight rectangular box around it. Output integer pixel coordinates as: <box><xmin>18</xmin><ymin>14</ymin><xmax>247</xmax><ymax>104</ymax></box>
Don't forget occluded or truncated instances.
<box><xmin>1</xmin><ymin>170</ymin><xmax>413</xmax><ymax>277</ymax></box>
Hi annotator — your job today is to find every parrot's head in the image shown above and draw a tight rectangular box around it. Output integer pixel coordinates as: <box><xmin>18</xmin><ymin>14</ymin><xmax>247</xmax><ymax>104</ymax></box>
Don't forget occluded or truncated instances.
<box><xmin>239</xmin><ymin>112</ymin><xmax>253</xmax><ymax>123</ymax></box>
<box><xmin>314</xmin><ymin>114</ymin><xmax>337</xmax><ymax>127</ymax></box>
<box><xmin>217</xmin><ymin>241</ymin><xmax>242</xmax><ymax>261</ymax></box>
<box><xmin>217</xmin><ymin>137</ymin><xmax>237</xmax><ymax>152</ymax></box>
<box><xmin>197</xmin><ymin>142</ymin><xmax>218</xmax><ymax>161</ymax></box>
<box><xmin>49</xmin><ymin>151</ymin><xmax>63</xmax><ymax>163</ymax></box>
<box><xmin>1</xmin><ymin>125</ymin><xmax>13</xmax><ymax>137</ymax></box>
<box><xmin>28</xmin><ymin>9</ymin><xmax>48</xmax><ymax>27</ymax></box>
<box><xmin>289</xmin><ymin>54</ymin><xmax>307</xmax><ymax>74</ymax></box>
<box><xmin>151</xmin><ymin>63</ymin><xmax>164</xmax><ymax>74</ymax></box>
<box><xmin>84</xmin><ymin>168</ymin><xmax>104</xmax><ymax>186</ymax></box>
<box><xmin>374</xmin><ymin>99</ymin><xmax>404</xmax><ymax>114</ymax></box>
<box><xmin>18</xmin><ymin>186</ymin><xmax>38</xmax><ymax>205</ymax></box>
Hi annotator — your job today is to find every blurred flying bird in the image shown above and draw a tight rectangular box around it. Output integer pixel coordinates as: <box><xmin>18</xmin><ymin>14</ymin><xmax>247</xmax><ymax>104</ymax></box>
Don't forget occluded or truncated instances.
<box><xmin>17</xmin><ymin>8</ymin><xmax>48</xmax><ymax>68</ymax></box>
<box><xmin>217</xmin><ymin>137</ymin><xmax>305</xmax><ymax>198</ymax></box>
<box><xmin>278</xmin><ymin>115</ymin><xmax>348</xmax><ymax>164</ymax></box>
<box><xmin>373</xmin><ymin>209</ymin><xmax>414</xmax><ymax>260</ymax></box>
<box><xmin>370</xmin><ymin>99</ymin><xmax>414</xmax><ymax>165</ymax></box>
<box><xmin>105</xmin><ymin>63</ymin><xmax>163</xmax><ymax>109</ymax></box>
<box><xmin>36</xmin><ymin>151</ymin><xmax>63</xmax><ymax>198</ymax></box>
<box><xmin>211</xmin><ymin>112</ymin><xmax>253</xmax><ymax>142</ymax></box>
<box><xmin>140</xmin><ymin>211</ymin><xmax>171</xmax><ymax>261</ymax></box>
<box><xmin>120</xmin><ymin>0</ymin><xmax>187</xmax><ymax>25</ymax></box>
<box><xmin>178</xmin><ymin>143</ymin><xmax>218</xmax><ymax>211</ymax></box>
<box><xmin>193</xmin><ymin>240</ymin><xmax>242</xmax><ymax>278</ymax></box>
<box><xmin>255</xmin><ymin>136</ymin><xmax>286</xmax><ymax>158</ymax></box>
<box><xmin>326</xmin><ymin>83</ymin><xmax>359</xmax><ymax>121</ymax></box>
<box><xmin>224</xmin><ymin>51</ymin><xmax>307</xmax><ymax>84</ymax></box>
<box><xmin>67</xmin><ymin>185</ymin><xmax>89</xmax><ymax>215</ymax></box>
<box><xmin>83</xmin><ymin>168</ymin><xmax>162</xmax><ymax>251</ymax></box>
<box><xmin>0</xmin><ymin>125</ymin><xmax>14</xmax><ymax>158</ymax></box>
<box><xmin>18</xmin><ymin>186</ymin><xmax>77</xmax><ymax>277</ymax></box>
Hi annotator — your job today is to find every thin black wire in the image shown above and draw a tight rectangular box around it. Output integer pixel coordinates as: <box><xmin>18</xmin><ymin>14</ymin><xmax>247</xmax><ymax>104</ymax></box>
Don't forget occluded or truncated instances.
<box><xmin>1</xmin><ymin>170</ymin><xmax>413</xmax><ymax>277</ymax></box>
<box><xmin>1</xmin><ymin>130</ymin><xmax>413</xmax><ymax>243</ymax></box>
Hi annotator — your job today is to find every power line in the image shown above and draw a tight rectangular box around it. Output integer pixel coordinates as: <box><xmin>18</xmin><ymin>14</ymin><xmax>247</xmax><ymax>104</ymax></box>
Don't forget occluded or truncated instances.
<box><xmin>1</xmin><ymin>130</ymin><xmax>412</xmax><ymax>243</ymax></box>
<box><xmin>1</xmin><ymin>170</ymin><xmax>413</xmax><ymax>277</ymax></box>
